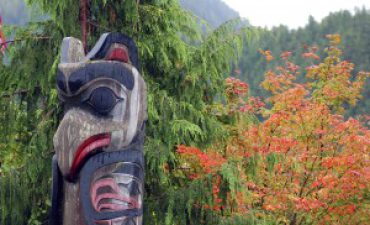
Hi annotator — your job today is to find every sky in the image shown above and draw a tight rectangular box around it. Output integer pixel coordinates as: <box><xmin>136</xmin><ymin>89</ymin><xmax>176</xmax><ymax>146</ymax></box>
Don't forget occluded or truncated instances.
<box><xmin>222</xmin><ymin>0</ymin><xmax>370</xmax><ymax>29</ymax></box>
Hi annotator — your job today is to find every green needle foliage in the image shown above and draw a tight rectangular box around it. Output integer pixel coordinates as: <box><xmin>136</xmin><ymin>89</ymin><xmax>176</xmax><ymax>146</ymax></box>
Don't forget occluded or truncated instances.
<box><xmin>0</xmin><ymin>0</ymin><xmax>252</xmax><ymax>224</ymax></box>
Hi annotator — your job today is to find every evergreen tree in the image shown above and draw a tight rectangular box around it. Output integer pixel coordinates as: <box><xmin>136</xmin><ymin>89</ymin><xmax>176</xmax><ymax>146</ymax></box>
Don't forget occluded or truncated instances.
<box><xmin>0</xmin><ymin>0</ymin><xmax>250</xmax><ymax>224</ymax></box>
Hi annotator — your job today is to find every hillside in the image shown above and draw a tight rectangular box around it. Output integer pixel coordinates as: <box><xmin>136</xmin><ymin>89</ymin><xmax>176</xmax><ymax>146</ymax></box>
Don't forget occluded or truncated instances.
<box><xmin>237</xmin><ymin>8</ymin><xmax>370</xmax><ymax>116</ymax></box>
<box><xmin>180</xmin><ymin>0</ymin><xmax>243</xmax><ymax>28</ymax></box>
<box><xmin>0</xmin><ymin>0</ymin><xmax>29</xmax><ymax>25</ymax></box>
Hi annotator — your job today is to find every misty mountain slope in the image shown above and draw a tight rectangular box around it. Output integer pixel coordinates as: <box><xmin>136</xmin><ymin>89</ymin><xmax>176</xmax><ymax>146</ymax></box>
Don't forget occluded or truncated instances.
<box><xmin>0</xmin><ymin>0</ymin><xmax>29</xmax><ymax>25</ymax></box>
<box><xmin>180</xmin><ymin>0</ymin><xmax>248</xmax><ymax>28</ymax></box>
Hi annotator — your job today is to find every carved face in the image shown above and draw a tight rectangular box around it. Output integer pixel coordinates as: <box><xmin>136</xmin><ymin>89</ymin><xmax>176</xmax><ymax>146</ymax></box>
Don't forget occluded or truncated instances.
<box><xmin>53</xmin><ymin>33</ymin><xmax>146</xmax><ymax>225</ymax></box>
<box><xmin>54</xmin><ymin>33</ymin><xmax>147</xmax><ymax>179</ymax></box>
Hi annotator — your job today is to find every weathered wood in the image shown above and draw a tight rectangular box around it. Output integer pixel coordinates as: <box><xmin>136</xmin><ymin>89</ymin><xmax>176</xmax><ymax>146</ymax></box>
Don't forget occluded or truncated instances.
<box><xmin>52</xmin><ymin>33</ymin><xmax>146</xmax><ymax>225</ymax></box>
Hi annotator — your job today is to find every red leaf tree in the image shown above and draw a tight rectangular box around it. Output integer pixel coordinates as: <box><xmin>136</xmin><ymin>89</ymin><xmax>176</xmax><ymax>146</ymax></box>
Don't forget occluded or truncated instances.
<box><xmin>177</xmin><ymin>35</ymin><xmax>370</xmax><ymax>224</ymax></box>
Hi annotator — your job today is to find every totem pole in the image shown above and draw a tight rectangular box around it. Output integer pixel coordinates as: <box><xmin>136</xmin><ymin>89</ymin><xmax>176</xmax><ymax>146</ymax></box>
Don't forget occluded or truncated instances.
<box><xmin>51</xmin><ymin>32</ymin><xmax>147</xmax><ymax>225</ymax></box>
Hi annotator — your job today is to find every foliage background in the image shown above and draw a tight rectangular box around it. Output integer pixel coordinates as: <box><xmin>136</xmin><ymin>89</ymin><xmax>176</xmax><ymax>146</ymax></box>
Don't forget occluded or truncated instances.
<box><xmin>0</xmin><ymin>0</ymin><xmax>369</xmax><ymax>225</ymax></box>
<box><xmin>0</xmin><ymin>0</ymin><xmax>249</xmax><ymax>224</ymax></box>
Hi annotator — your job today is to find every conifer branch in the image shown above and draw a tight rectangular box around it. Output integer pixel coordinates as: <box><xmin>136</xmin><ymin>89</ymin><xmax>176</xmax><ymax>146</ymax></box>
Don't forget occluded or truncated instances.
<box><xmin>1</xmin><ymin>87</ymin><xmax>41</xmax><ymax>98</ymax></box>
<box><xmin>0</xmin><ymin>36</ymin><xmax>50</xmax><ymax>47</ymax></box>
<box><xmin>87</xmin><ymin>21</ymin><xmax>110</xmax><ymax>32</ymax></box>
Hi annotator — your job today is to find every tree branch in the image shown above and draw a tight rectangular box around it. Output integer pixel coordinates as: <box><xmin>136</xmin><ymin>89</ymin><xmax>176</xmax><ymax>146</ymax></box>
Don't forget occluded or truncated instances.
<box><xmin>1</xmin><ymin>87</ymin><xmax>42</xmax><ymax>98</ymax></box>
<box><xmin>79</xmin><ymin>0</ymin><xmax>90</xmax><ymax>52</ymax></box>
<box><xmin>0</xmin><ymin>36</ymin><xmax>50</xmax><ymax>47</ymax></box>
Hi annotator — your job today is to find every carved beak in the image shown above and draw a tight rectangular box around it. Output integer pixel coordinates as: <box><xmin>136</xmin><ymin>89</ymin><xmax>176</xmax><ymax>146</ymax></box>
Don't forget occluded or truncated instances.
<box><xmin>53</xmin><ymin>109</ymin><xmax>124</xmax><ymax>180</ymax></box>
<box><xmin>68</xmin><ymin>133</ymin><xmax>111</xmax><ymax>181</ymax></box>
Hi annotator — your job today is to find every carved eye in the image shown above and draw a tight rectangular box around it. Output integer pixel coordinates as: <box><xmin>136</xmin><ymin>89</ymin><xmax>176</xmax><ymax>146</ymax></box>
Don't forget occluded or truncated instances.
<box><xmin>87</xmin><ymin>87</ymin><xmax>121</xmax><ymax>115</ymax></box>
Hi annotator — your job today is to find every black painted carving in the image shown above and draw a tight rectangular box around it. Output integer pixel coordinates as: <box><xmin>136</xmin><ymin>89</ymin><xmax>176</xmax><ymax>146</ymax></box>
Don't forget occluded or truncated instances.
<box><xmin>51</xmin><ymin>33</ymin><xmax>147</xmax><ymax>225</ymax></box>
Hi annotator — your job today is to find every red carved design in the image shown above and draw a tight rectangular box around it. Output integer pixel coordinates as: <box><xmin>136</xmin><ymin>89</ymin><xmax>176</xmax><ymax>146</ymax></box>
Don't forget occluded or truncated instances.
<box><xmin>69</xmin><ymin>133</ymin><xmax>111</xmax><ymax>179</ymax></box>
<box><xmin>106</xmin><ymin>47</ymin><xmax>129</xmax><ymax>63</ymax></box>
<box><xmin>91</xmin><ymin>177</ymin><xmax>140</xmax><ymax>212</ymax></box>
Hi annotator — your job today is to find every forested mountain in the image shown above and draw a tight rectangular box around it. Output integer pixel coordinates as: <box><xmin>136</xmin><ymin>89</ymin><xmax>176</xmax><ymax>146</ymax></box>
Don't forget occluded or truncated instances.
<box><xmin>238</xmin><ymin>8</ymin><xmax>370</xmax><ymax>116</ymax></box>
<box><xmin>0</xmin><ymin>0</ymin><xmax>29</xmax><ymax>25</ymax></box>
<box><xmin>180</xmin><ymin>0</ymin><xmax>246</xmax><ymax>28</ymax></box>
<box><xmin>0</xmin><ymin>0</ymin><xmax>45</xmax><ymax>25</ymax></box>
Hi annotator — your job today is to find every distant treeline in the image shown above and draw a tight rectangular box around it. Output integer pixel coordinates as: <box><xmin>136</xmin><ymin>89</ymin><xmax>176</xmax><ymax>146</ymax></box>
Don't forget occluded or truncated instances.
<box><xmin>237</xmin><ymin>8</ymin><xmax>370</xmax><ymax>116</ymax></box>
<box><xmin>1</xmin><ymin>1</ymin><xmax>368</xmax><ymax>116</ymax></box>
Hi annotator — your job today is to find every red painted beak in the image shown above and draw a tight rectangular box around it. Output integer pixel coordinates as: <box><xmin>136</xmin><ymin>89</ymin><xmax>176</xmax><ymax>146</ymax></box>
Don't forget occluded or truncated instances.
<box><xmin>68</xmin><ymin>133</ymin><xmax>111</xmax><ymax>180</ymax></box>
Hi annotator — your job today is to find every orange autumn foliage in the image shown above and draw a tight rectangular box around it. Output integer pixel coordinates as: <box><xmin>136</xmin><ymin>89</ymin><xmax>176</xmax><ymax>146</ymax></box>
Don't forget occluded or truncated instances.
<box><xmin>176</xmin><ymin>35</ymin><xmax>370</xmax><ymax>225</ymax></box>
